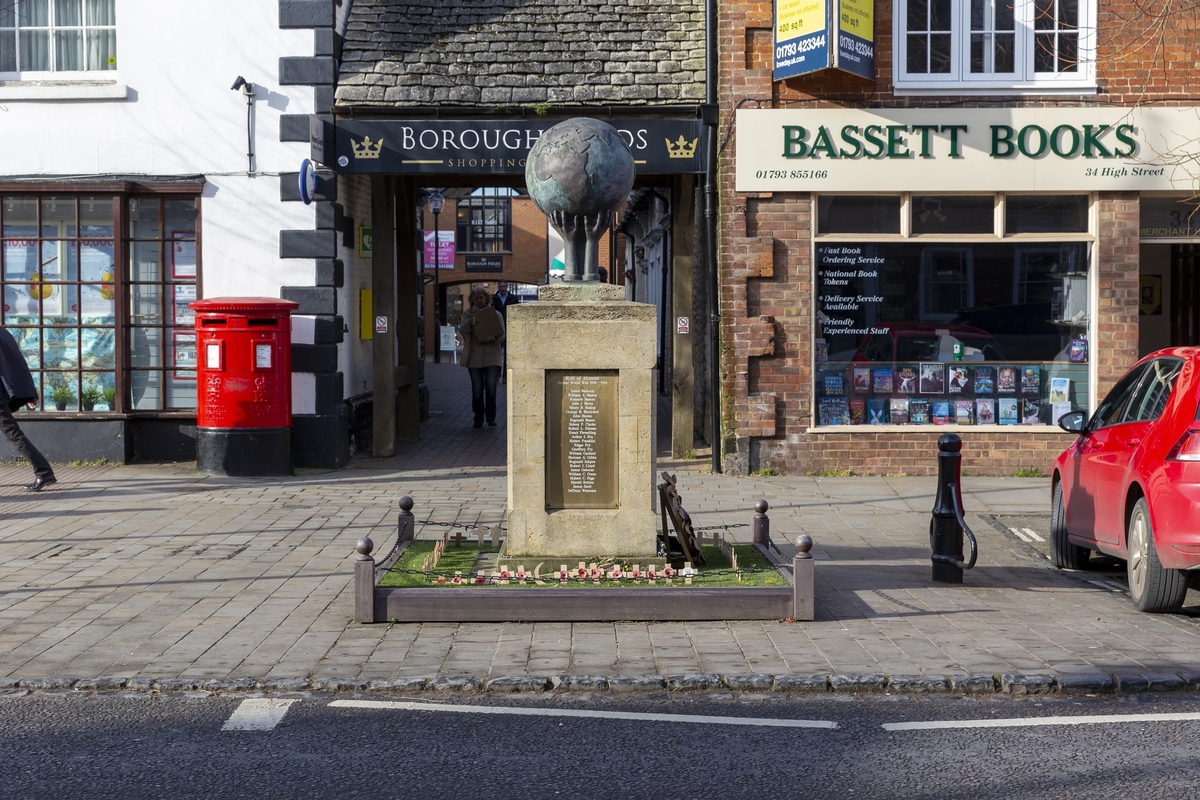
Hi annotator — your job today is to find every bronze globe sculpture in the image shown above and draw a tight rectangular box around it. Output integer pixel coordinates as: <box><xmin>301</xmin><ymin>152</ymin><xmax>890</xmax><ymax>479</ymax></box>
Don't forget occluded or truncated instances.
<box><xmin>525</xmin><ymin>118</ymin><xmax>636</xmax><ymax>282</ymax></box>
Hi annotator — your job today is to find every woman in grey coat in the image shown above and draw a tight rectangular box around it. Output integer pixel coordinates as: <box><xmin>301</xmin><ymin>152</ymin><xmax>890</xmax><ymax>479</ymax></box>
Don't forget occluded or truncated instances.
<box><xmin>457</xmin><ymin>288</ymin><xmax>505</xmax><ymax>427</ymax></box>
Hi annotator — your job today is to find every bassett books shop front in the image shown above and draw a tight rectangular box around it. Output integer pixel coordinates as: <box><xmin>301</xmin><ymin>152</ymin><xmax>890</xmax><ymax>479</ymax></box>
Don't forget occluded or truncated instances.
<box><xmin>731</xmin><ymin>107</ymin><xmax>1200</xmax><ymax>472</ymax></box>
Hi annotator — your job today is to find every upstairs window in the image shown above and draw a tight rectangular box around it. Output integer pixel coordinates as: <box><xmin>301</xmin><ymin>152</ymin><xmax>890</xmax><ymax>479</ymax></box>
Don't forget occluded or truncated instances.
<box><xmin>0</xmin><ymin>0</ymin><xmax>117</xmax><ymax>76</ymax></box>
<box><xmin>456</xmin><ymin>187</ymin><xmax>513</xmax><ymax>253</ymax></box>
<box><xmin>895</xmin><ymin>0</ymin><xmax>1094</xmax><ymax>93</ymax></box>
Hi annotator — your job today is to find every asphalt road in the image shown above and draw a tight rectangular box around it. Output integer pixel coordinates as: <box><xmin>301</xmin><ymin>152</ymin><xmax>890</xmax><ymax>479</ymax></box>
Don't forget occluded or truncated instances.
<box><xmin>7</xmin><ymin>690</ymin><xmax>1200</xmax><ymax>799</ymax></box>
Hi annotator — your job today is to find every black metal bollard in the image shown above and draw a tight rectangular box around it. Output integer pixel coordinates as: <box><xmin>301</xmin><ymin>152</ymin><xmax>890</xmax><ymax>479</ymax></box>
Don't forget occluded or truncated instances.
<box><xmin>930</xmin><ymin>434</ymin><xmax>979</xmax><ymax>583</ymax></box>
<box><xmin>398</xmin><ymin>495</ymin><xmax>415</xmax><ymax>543</ymax></box>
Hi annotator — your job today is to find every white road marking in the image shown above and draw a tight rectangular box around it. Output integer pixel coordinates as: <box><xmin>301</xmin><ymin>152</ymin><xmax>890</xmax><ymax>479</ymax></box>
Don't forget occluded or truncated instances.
<box><xmin>883</xmin><ymin>711</ymin><xmax>1200</xmax><ymax>732</ymax></box>
<box><xmin>1021</xmin><ymin>527</ymin><xmax>1045</xmax><ymax>542</ymax></box>
<box><xmin>329</xmin><ymin>699</ymin><xmax>837</xmax><ymax>729</ymax></box>
<box><xmin>1009</xmin><ymin>527</ymin><xmax>1033</xmax><ymax>542</ymax></box>
<box><xmin>222</xmin><ymin>698</ymin><xmax>298</xmax><ymax>731</ymax></box>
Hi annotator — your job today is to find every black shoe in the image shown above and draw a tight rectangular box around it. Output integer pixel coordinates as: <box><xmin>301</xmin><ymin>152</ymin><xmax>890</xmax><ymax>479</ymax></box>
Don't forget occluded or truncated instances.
<box><xmin>487</xmin><ymin>419</ymin><xmax>497</xmax><ymax>426</ymax></box>
<box><xmin>473</xmin><ymin>421</ymin><xmax>483</xmax><ymax>428</ymax></box>
<box><xmin>25</xmin><ymin>476</ymin><xmax>57</xmax><ymax>492</ymax></box>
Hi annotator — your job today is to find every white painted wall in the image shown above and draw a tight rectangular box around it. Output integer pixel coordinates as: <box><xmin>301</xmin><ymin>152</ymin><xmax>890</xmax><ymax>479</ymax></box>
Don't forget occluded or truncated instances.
<box><xmin>0</xmin><ymin>0</ymin><xmax>324</xmax><ymax>402</ymax></box>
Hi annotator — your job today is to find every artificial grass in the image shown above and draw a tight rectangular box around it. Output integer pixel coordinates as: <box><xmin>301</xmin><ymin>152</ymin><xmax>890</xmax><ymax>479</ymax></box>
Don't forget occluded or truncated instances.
<box><xmin>377</xmin><ymin>540</ymin><xmax>787</xmax><ymax>588</ymax></box>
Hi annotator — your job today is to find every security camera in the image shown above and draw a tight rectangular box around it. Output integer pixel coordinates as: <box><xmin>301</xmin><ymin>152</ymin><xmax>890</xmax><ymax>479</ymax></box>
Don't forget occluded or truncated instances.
<box><xmin>230</xmin><ymin>76</ymin><xmax>254</xmax><ymax>96</ymax></box>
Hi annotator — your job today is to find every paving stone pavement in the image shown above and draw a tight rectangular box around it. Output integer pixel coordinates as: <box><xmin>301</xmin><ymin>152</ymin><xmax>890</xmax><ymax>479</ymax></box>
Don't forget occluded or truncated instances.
<box><xmin>2</xmin><ymin>362</ymin><xmax>1200</xmax><ymax>694</ymax></box>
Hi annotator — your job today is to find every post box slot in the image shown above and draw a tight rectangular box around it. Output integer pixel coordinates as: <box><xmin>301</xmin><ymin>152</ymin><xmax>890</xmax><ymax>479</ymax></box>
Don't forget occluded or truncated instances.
<box><xmin>247</xmin><ymin>319</ymin><xmax>277</xmax><ymax>326</ymax></box>
<box><xmin>201</xmin><ymin>319</ymin><xmax>228</xmax><ymax>326</ymax></box>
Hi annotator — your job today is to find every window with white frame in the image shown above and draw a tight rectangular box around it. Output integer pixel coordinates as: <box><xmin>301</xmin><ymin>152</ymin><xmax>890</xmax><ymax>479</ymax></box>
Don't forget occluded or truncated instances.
<box><xmin>0</xmin><ymin>0</ymin><xmax>116</xmax><ymax>76</ymax></box>
<box><xmin>895</xmin><ymin>0</ymin><xmax>1094</xmax><ymax>92</ymax></box>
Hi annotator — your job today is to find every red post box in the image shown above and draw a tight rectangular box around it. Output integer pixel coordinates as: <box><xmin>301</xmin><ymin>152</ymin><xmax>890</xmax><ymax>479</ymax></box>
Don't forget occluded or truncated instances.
<box><xmin>190</xmin><ymin>297</ymin><xmax>300</xmax><ymax>476</ymax></box>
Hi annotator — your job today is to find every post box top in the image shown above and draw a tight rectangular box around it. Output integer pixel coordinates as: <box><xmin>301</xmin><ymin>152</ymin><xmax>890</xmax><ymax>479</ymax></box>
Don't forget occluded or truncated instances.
<box><xmin>189</xmin><ymin>297</ymin><xmax>300</xmax><ymax>313</ymax></box>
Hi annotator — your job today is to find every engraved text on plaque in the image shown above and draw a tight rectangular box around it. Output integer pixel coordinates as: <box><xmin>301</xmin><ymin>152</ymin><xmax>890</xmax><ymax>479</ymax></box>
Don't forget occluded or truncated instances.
<box><xmin>546</xmin><ymin>370</ymin><xmax>619</xmax><ymax>509</ymax></box>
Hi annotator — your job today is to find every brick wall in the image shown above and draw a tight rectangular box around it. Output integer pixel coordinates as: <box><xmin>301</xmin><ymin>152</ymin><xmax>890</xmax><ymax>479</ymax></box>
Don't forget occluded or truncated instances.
<box><xmin>717</xmin><ymin>0</ymin><xmax>1162</xmax><ymax>476</ymax></box>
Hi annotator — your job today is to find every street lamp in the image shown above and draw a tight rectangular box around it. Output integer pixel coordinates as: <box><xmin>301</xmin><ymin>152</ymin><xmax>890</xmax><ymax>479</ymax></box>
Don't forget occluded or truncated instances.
<box><xmin>427</xmin><ymin>190</ymin><xmax>445</xmax><ymax>363</ymax></box>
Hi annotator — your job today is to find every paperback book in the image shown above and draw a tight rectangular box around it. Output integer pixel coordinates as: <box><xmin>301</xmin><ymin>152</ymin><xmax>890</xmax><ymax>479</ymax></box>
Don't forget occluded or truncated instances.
<box><xmin>931</xmin><ymin>400</ymin><xmax>951</xmax><ymax>425</ymax></box>
<box><xmin>873</xmin><ymin>367</ymin><xmax>894</xmax><ymax>394</ymax></box>
<box><xmin>896</xmin><ymin>366</ymin><xmax>918</xmax><ymax>393</ymax></box>
<box><xmin>867</xmin><ymin>397</ymin><xmax>887</xmax><ymax>424</ymax></box>
<box><xmin>852</xmin><ymin>367</ymin><xmax>872</xmax><ymax>393</ymax></box>
<box><xmin>1049</xmin><ymin>377</ymin><xmax>1070</xmax><ymax>404</ymax></box>
<box><xmin>1020</xmin><ymin>366</ymin><xmax>1041</xmax><ymax>394</ymax></box>
<box><xmin>823</xmin><ymin>373</ymin><xmax>845</xmax><ymax>396</ymax></box>
<box><xmin>919</xmin><ymin>362</ymin><xmax>946</xmax><ymax>394</ymax></box>
<box><xmin>849</xmin><ymin>398</ymin><xmax>866</xmax><ymax>424</ymax></box>
<box><xmin>948</xmin><ymin>365</ymin><xmax>970</xmax><ymax>394</ymax></box>
<box><xmin>998</xmin><ymin>367</ymin><xmax>1017</xmax><ymax>394</ymax></box>
<box><xmin>973</xmin><ymin>366</ymin><xmax>995</xmax><ymax>394</ymax></box>
<box><xmin>1022</xmin><ymin>396</ymin><xmax>1042</xmax><ymax>425</ymax></box>
<box><xmin>889</xmin><ymin>397</ymin><xmax>910</xmax><ymax>424</ymax></box>
<box><xmin>819</xmin><ymin>396</ymin><xmax>850</xmax><ymax>425</ymax></box>
<box><xmin>998</xmin><ymin>397</ymin><xmax>1019</xmax><ymax>425</ymax></box>
<box><xmin>976</xmin><ymin>398</ymin><xmax>996</xmax><ymax>424</ymax></box>
<box><xmin>909</xmin><ymin>398</ymin><xmax>931</xmax><ymax>424</ymax></box>
<box><xmin>955</xmin><ymin>399</ymin><xmax>974</xmax><ymax>424</ymax></box>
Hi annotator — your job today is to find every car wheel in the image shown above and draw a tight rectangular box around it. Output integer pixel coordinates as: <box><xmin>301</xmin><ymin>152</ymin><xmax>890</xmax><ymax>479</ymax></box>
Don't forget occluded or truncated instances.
<box><xmin>1050</xmin><ymin>482</ymin><xmax>1089</xmax><ymax>570</ymax></box>
<box><xmin>1127</xmin><ymin>497</ymin><xmax>1188</xmax><ymax>613</ymax></box>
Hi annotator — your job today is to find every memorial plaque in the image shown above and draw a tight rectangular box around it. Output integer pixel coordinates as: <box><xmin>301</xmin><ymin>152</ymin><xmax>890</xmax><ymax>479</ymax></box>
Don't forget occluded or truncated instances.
<box><xmin>546</xmin><ymin>370</ymin><xmax>619</xmax><ymax>509</ymax></box>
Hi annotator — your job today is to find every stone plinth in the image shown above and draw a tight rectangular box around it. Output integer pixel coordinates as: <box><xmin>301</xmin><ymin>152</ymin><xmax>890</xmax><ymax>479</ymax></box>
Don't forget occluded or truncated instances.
<box><xmin>506</xmin><ymin>292</ymin><xmax>657</xmax><ymax>557</ymax></box>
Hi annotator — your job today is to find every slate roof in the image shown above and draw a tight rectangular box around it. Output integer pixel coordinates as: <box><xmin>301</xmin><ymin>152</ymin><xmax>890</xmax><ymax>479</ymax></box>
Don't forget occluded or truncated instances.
<box><xmin>335</xmin><ymin>0</ymin><xmax>707</xmax><ymax>111</ymax></box>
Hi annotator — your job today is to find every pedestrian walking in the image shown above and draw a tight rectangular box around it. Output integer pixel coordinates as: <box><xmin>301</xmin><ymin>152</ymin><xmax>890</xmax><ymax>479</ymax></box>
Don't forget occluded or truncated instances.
<box><xmin>458</xmin><ymin>288</ymin><xmax>505</xmax><ymax>428</ymax></box>
<box><xmin>0</xmin><ymin>327</ymin><xmax>56</xmax><ymax>491</ymax></box>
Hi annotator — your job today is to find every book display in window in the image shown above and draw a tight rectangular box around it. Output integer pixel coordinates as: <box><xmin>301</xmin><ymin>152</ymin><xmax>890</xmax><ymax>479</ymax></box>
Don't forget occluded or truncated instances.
<box><xmin>931</xmin><ymin>400</ymin><xmax>951</xmax><ymax>425</ymax></box>
<box><xmin>955</xmin><ymin>400</ymin><xmax>974</xmax><ymax>425</ymax></box>
<box><xmin>896</xmin><ymin>366</ymin><xmax>917</xmax><ymax>393</ymax></box>
<box><xmin>852</xmin><ymin>368</ymin><xmax>872</xmax><ymax>393</ymax></box>
<box><xmin>998</xmin><ymin>398</ymin><xmax>1019</xmax><ymax>425</ymax></box>
<box><xmin>1068</xmin><ymin>338</ymin><xmax>1088</xmax><ymax>363</ymax></box>
<box><xmin>823</xmin><ymin>373</ymin><xmax>845</xmax><ymax>396</ymax></box>
<box><xmin>867</xmin><ymin>398</ymin><xmax>887</xmax><ymax>424</ymax></box>
<box><xmin>819</xmin><ymin>396</ymin><xmax>850</xmax><ymax>425</ymax></box>
<box><xmin>973</xmin><ymin>367</ymin><xmax>994</xmax><ymax>394</ymax></box>
<box><xmin>849</xmin><ymin>399</ymin><xmax>866</xmax><ymax>424</ymax></box>
<box><xmin>873</xmin><ymin>368</ymin><xmax>893</xmax><ymax>393</ymax></box>
<box><xmin>998</xmin><ymin>367</ymin><xmax>1017</xmax><ymax>393</ymax></box>
<box><xmin>919</xmin><ymin>363</ymin><xmax>945</xmax><ymax>394</ymax></box>
<box><xmin>909</xmin><ymin>398</ymin><xmax>931</xmax><ymax>424</ymax></box>
<box><xmin>889</xmin><ymin>397</ymin><xmax>909</xmax><ymax>424</ymax></box>
<box><xmin>976</xmin><ymin>398</ymin><xmax>996</xmax><ymax>424</ymax></box>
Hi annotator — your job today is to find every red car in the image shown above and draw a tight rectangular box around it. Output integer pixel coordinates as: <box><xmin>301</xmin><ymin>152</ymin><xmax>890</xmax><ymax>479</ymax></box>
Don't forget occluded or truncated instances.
<box><xmin>1052</xmin><ymin>348</ymin><xmax>1200</xmax><ymax>612</ymax></box>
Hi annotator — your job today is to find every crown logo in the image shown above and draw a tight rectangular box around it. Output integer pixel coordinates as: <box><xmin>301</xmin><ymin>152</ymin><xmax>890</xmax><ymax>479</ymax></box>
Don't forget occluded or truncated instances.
<box><xmin>351</xmin><ymin>136</ymin><xmax>384</xmax><ymax>159</ymax></box>
<box><xmin>665</xmin><ymin>135</ymin><xmax>698</xmax><ymax>159</ymax></box>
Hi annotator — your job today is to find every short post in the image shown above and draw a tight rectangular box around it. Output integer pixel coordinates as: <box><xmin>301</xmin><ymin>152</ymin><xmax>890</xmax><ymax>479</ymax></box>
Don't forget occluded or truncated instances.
<box><xmin>792</xmin><ymin>534</ymin><xmax>814</xmax><ymax>621</ymax></box>
<box><xmin>354</xmin><ymin>537</ymin><xmax>375</xmax><ymax>624</ymax></box>
<box><xmin>930</xmin><ymin>433</ymin><xmax>978</xmax><ymax>583</ymax></box>
<box><xmin>397</xmin><ymin>495</ymin><xmax>414</xmax><ymax>543</ymax></box>
<box><xmin>752</xmin><ymin>499</ymin><xmax>770</xmax><ymax>547</ymax></box>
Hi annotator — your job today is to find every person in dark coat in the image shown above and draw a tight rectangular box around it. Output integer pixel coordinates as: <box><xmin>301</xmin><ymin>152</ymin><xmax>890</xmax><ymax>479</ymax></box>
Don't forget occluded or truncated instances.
<box><xmin>0</xmin><ymin>327</ymin><xmax>56</xmax><ymax>491</ymax></box>
<box><xmin>490</xmin><ymin>280</ymin><xmax>520</xmax><ymax>318</ymax></box>
<box><xmin>491</xmin><ymin>281</ymin><xmax>520</xmax><ymax>381</ymax></box>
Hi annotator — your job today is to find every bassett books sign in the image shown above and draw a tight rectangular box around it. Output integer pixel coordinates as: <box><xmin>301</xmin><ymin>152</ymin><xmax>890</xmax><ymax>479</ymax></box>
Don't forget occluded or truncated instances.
<box><xmin>736</xmin><ymin>107</ymin><xmax>1200</xmax><ymax>192</ymax></box>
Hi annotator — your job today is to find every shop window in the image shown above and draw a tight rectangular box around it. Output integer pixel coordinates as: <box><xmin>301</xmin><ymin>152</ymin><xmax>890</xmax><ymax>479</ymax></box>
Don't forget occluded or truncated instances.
<box><xmin>128</xmin><ymin>197</ymin><xmax>197</xmax><ymax>410</ymax></box>
<box><xmin>817</xmin><ymin>196</ymin><xmax>901</xmax><ymax>235</ymax></box>
<box><xmin>0</xmin><ymin>191</ymin><xmax>198</xmax><ymax>414</ymax></box>
<box><xmin>1006</xmin><ymin>195</ymin><xmax>1088</xmax><ymax>234</ymax></box>
<box><xmin>894</xmin><ymin>0</ymin><xmax>1095</xmax><ymax>92</ymax></box>
<box><xmin>456</xmin><ymin>187</ymin><xmax>512</xmax><ymax>253</ymax></box>
<box><xmin>912</xmin><ymin>196</ymin><xmax>993</xmax><ymax>234</ymax></box>
<box><xmin>814</xmin><ymin>194</ymin><xmax>1091</xmax><ymax>428</ymax></box>
<box><xmin>0</xmin><ymin>0</ymin><xmax>117</xmax><ymax>75</ymax></box>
